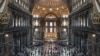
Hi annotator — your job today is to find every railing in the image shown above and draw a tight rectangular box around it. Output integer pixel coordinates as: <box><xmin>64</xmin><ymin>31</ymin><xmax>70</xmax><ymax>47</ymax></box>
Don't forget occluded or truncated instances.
<box><xmin>8</xmin><ymin>0</ymin><xmax>30</xmax><ymax>15</ymax></box>
<box><xmin>71</xmin><ymin>0</ymin><xmax>93</xmax><ymax>13</ymax></box>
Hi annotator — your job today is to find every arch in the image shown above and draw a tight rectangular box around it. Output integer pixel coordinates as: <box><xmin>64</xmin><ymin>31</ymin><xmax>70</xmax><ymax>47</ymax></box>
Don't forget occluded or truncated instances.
<box><xmin>32</xmin><ymin>0</ymin><xmax>70</xmax><ymax>18</ymax></box>
<box><xmin>44</xmin><ymin>13</ymin><xmax>58</xmax><ymax>19</ymax></box>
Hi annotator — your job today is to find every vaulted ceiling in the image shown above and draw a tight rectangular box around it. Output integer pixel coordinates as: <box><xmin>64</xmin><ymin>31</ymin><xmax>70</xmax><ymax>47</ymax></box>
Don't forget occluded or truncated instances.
<box><xmin>30</xmin><ymin>0</ymin><xmax>71</xmax><ymax>42</ymax></box>
<box><xmin>30</xmin><ymin>0</ymin><xmax>71</xmax><ymax>17</ymax></box>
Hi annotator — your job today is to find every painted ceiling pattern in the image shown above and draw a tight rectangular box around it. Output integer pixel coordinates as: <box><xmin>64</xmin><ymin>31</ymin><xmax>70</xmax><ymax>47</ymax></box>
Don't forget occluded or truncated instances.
<box><xmin>32</xmin><ymin>0</ymin><xmax>69</xmax><ymax>17</ymax></box>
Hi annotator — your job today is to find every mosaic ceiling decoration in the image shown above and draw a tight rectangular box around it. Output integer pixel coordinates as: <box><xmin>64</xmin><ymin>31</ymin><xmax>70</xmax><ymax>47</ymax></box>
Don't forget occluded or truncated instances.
<box><xmin>32</xmin><ymin>0</ymin><xmax>69</xmax><ymax>17</ymax></box>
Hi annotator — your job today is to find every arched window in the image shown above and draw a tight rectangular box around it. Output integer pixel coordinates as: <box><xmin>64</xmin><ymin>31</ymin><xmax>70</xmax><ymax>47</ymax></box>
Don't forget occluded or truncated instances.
<box><xmin>50</xmin><ymin>22</ymin><xmax>53</xmax><ymax>26</ymax></box>
<box><xmin>50</xmin><ymin>28</ymin><xmax>53</xmax><ymax>32</ymax></box>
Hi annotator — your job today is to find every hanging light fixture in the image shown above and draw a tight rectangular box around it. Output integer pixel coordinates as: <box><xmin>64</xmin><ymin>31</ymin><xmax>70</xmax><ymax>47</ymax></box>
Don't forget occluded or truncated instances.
<box><xmin>5</xmin><ymin>34</ymin><xmax>9</xmax><ymax>37</ymax></box>
<box><xmin>49</xmin><ymin>8</ymin><xmax>53</xmax><ymax>11</ymax></box>
<box><xmin>92</xmin><ymin>34</ymin><xmax>96</xmax><ymax>37</ymax></box>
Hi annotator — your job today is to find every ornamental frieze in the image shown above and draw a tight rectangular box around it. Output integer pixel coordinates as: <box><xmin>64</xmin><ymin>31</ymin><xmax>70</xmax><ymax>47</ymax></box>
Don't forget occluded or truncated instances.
<box><xmin>0</xmin><ymin>0</ymin><xmax>9</xmax><ymax>25</ymax></box>
<box><xmin>92</xmin><ymin>0</ymin><xmax>100</xmax><ymax>25</ymax></box>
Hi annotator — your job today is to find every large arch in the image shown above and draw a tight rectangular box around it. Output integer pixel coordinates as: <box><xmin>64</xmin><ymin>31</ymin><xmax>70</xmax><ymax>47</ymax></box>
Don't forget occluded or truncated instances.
<box><xmin>31</xmin><ymin>0</ymin><xmax>70</xmax><ymax>42</ymax></box>
<box><xmin>32</xmin><ymin>0</ymin><xmax>70</xmax><ymax>18</ymax></box>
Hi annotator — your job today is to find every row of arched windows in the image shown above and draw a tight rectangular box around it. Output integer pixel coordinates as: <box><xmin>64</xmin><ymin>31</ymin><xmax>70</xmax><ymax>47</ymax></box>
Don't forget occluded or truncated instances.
<box><xmin>71</xmin><ymin>11</ymin><xmax>90</xmax><ymax>28</ymax></box>
<box><xmin>45</xmin><ymin>21</ymin><xmax>57</xmax><ymax>33</ymax></box>
<box><xmin>8</xmin><ymin>8</ymin><xmax>30</xmax><ymax>28</ymax></box>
